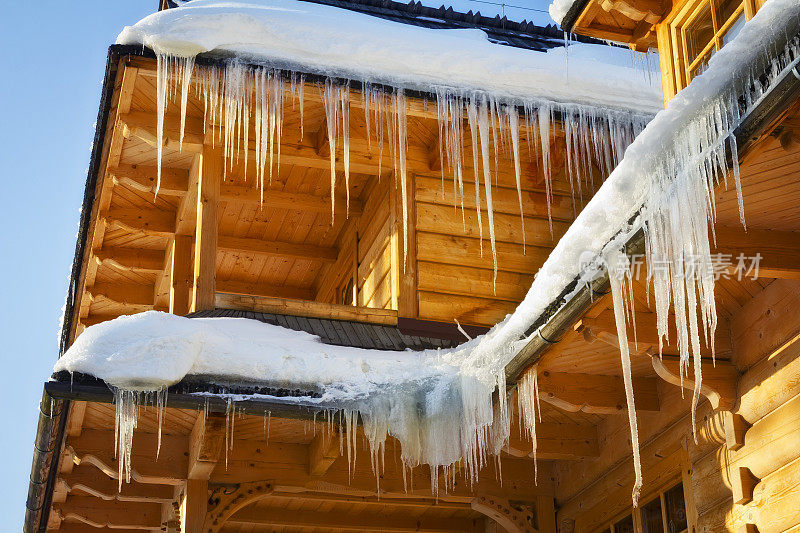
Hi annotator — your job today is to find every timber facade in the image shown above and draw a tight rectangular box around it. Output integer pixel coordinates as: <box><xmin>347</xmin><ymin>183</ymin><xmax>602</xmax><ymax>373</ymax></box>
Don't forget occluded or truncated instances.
<box><xmin>25</xmin><ymin>0</ymin><xmax>800</xmax><ymax>532</ymax></box>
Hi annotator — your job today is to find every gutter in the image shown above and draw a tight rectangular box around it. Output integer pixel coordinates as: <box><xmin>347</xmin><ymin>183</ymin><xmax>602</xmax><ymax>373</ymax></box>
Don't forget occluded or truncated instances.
<box><xmin>27</xmin><ymin>33</ymin><xmax>800</xmax><ymax>532</ymax></box>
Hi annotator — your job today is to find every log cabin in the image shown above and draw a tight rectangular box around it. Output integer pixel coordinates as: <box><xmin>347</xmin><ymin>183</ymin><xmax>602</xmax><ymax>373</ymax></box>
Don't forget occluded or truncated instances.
<box><xmin>24</xmin><ymin>0</ymin><xmax>800</xmax><ymax>532</ymax></box>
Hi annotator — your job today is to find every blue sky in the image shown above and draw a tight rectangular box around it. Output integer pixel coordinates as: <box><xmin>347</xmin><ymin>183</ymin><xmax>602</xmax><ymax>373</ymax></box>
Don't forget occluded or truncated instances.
<box><xmin>0</xmin><ymin>0</ymin><xmax>552</xmax><ymax>528</ymax></box>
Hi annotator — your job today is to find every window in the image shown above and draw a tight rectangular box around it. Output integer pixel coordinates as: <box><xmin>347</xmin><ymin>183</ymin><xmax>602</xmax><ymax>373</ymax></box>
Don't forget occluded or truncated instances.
<box><xmin>661</xmin><ymin>0</ymin><xmax>757</xmax><ymax>99</ymax></box>
<box><xmin>597</xmin><ymin>482</ymin><xmax>689</xmax><ymax>533</ymax></box>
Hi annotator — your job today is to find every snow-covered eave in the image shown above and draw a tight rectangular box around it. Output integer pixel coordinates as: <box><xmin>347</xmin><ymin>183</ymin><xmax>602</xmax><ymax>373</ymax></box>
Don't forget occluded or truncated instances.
<box><xmin>120</xmin><ymin>43</ymin><xmax>656</xmax><ymax>119</ymax></box>
<box><xmin>550</xmin><ymin>0</ymin><xmax>589</xmax><ymax>33</ymax></box>
<box><xmin>508</xmin><ymin>23</ymin><xmax>800</xmax><ymax>383</ymax></box>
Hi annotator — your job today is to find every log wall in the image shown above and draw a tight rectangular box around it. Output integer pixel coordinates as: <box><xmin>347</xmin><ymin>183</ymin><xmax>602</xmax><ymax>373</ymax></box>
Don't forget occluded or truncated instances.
<box><xmin>555</xmin><ymin>280</ymin><xmax>800</xmax><ymax>532</ymax></box>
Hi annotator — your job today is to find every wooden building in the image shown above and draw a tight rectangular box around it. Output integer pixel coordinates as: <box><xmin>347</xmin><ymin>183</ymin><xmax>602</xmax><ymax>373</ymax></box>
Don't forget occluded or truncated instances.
<box><xmin>24</xmin><ymin>0</ymin><xmax>800</xmax><ymax>532</ymax></box>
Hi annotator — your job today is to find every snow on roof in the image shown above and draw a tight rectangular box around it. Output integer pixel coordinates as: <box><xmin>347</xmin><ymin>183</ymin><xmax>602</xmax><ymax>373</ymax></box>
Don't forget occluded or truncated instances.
<box><xmin>116</xmin><ymin>0</ymin><xmax>662</xmax><ymax>113</ymax></box>
<box><xmin>54</xmin><ymin>312</ymin><xmax>461</xmax><ymax>402</ymax></box>
<box><xmin>548</xmin><ymin>0</ymin><xmax>580</xmax><ymax>27</ymax></box>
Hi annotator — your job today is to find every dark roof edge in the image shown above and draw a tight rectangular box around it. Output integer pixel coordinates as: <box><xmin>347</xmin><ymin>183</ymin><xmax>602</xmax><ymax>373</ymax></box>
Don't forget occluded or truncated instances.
<box><xmin>559</xmin><ymin>0</ymin><xmax>590</xmax><ymax>35</ymax></box>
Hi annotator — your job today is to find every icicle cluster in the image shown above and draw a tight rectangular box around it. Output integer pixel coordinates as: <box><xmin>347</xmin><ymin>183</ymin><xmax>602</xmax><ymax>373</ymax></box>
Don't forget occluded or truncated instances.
<box><xmin>516</xmin><ymin>364</ymin><xmax>542</xmax><ymax>483</ymax></box>
<box><xmin>113</xmin><ymin>387</ymin><xmax>168</xmax><ymax>491</ymax></box>
<box><xmin>153</xmin><ymin>53</ymin><xmax>648</xmax><ymax>276</ymax></box>
<box><xmin>512</xmin><ymin>33</ymin><xmax>800</xmax><ymax>507</ymax></box>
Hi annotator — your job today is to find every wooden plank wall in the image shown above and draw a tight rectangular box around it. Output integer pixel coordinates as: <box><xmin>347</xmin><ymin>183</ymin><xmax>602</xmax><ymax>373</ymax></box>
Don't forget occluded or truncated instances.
<box><xmin>413</xmin><ymin>169</ymin><xmax>575</xmax><ymax>327</ymax></box>
<box><xmin>357</xmin><ymin>178</ymin><xmax>393</xmax><ymax>310</ymax></box>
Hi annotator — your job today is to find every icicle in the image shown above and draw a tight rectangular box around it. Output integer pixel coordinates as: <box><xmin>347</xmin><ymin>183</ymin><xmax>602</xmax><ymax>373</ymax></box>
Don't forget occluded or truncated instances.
<box><xmin>538</xmin><ymin>104</ymin><xmax>554</xmax><ymax>236</ymax></box>
<box><xmin>154</xmin><ymin>54</ymin><xmax>169</xmax><ymax>195</ymax></box>
<box><xmin>178</xmin><ymin>57</ymin><xmax>195</xmax><ymax>151</ymax></box>
<box><xmin>341</xmin><ymin>87</ymin><xmax>351</xmax><ymax>214</ymax></box>
<box><xmin>517</xmin><ymin>365</ymin><xmax>542</xmax><ymax>484</ymax></box>
<box><xmin>466</xmin><ymin>99</ymin><xmax>484</xmax><ymax>254</ymax></box>
<box><xmin>113</xmin><ymin>388</ymin><xmax>135</xmax><ymax>490</ymax></box>
<box><xmin>477</xmin><ymin>96</ymin><xmax>498</xmax><ymax>285</ymax></box>
<box><xmin>606</xmin><ymin>248</ymin><xmax>642</xmax><ymax>506</ymax></box>
<box><xmin>506</xmin><ymin>106</ymin><xmax>525</xmax><ymax>253</ymax></box>
<box><xmin>322</xmin><ymin>80</ymin><xmax>340</xmax><ymax>222</ymax></box>
<box><xmin>395</xmin><ymin>90</ymin><xmax>410</xmax><ymax>266</ymax></box>
<box><xmin>155</xmin><ymin>388</ymin><xmax>167</xmax><ymax>459</ymax></box>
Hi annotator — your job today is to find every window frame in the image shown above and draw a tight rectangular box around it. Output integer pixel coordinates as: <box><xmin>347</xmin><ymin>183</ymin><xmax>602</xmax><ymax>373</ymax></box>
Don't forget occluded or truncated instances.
<box><xmin>659</xmin><ymin>0</ymin><xmax>757</xmax><ymax>100</ymax></box>
<box><xmin>591</xmin><ymin>449</ymin><xmax>697</xmax><ymax>533</ymax></box>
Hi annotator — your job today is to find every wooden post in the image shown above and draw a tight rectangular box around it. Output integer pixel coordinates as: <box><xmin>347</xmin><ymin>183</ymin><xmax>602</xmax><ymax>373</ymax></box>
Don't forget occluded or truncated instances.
<box><xmin>537</xmin><ymin>496</ymin><xmax>557</xmax><ymax>533</ymax></box>
<box><xmin>170</xmin><ymin>235</ymin><xmax>193</xmax><ymax>315</ymax></box>
<box><xmin>192</xmin><ymin>147</ymin><xmax>221</xmax><ymax>312</ymax></box>
<box><xmin>181</xmin><ymin>479</ymin><xmax>208</xmax><ymax>533</ymax></box>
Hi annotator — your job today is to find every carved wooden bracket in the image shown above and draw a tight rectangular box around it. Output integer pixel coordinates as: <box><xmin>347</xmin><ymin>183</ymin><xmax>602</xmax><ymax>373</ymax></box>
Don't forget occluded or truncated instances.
<box><xmin>650</xmin><ymin>354</ymin><xmax>738</xmax><ymax>411</ymax></box>
<box><xmin>203</xmin><ymin>481</ymin><xmax>275</xmax><ymax>533</ymax></box>
<box><xmin>471</xmin><ymin>495</ymin><xmax>538</xmax><ymax>533</ymax></box>
<box><xmin>537</xmin><ymin>371</ymin><xmax>660</xmax><ymax>414</ymax></box>
<box><xmin>599</xmin><ymin>0</ymin><xmax>662</xmax><ymax>24</ymax></box>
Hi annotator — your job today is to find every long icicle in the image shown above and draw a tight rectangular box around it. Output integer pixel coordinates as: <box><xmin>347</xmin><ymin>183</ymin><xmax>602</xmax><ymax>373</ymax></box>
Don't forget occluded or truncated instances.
<box><xmin>606</xmin><ymin>248</ymin><xmax>642</xmax><ymax>507</ymax></box>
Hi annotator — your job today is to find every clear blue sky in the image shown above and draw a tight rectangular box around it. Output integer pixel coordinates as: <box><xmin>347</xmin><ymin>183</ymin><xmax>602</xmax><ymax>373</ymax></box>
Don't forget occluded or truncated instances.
<box><xmin>0</xmin><ymin>0</ymin><xmax>552</xmax><ymax>528</ymax></box>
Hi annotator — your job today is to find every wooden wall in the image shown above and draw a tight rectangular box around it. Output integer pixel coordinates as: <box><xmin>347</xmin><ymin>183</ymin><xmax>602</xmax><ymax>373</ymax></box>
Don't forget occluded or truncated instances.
<box><xmin>357</xmin><ymin>178</ymin><xmax>394</xmax><ymax>310</ymax></box>
<box><xmin>412</xmin><ymin>163</ymin><xmax>583</xmax><ymax>327</ymax></box>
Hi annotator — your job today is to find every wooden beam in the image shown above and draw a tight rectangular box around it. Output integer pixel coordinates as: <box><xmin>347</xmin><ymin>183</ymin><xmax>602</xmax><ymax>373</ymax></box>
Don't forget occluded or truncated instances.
<box><xmin>170</xmin><ymin>235</ymin><xmax>193</xmax><ymax>315</ymax></box>
<box><xmin>308</xmin><ymin>432</ymin><xmax>339</xmax><ymax>476</ymax></box>
<box><xmin>228</xmin><ymin>505</ymin><xmax>483</xmax><ymax>532</ymax></box>
<box><xmin>506</xmin><ymin>420</ymin><xmax>599</xmax><ymax>460</ymax></box>
<box><xmin>215</xmin><ymin>293</ymin><xmax>399</xmax><ymax>326</ymax></box>
<box><xmin>88</xmin><ymin>282</ymin><xmax>155</xmax><ymax>308</ymax></box>
<box><xmin>731</xmin><ymin>466</ymin><xmax>759</xmax><ymax>505</ymax></box>
<box><xmin>95</xmin><ymin>247</ymin><xmax>165</xmax><ymax>272</ymax></box>
<box><xmin>66</xmin><ymin>401</ymin><xmax>87</xmax><ymax>438</ymax></box>
<box><xmin>54</xmin><ymin>496</ymin><xmax>163</xmax><ymax>530</ymax></box>
<box><xmin>536</xmin><ymin>371</ymin><xmax>660</xmax><ymax>415</ymax></box>
<box><xmin>111</xmin><ymin>164</ymin><xmax>189</xmax><ymax>196</ymax></box>
<box><xmin>216</xmin><ymin>279</ymin><xmax>315</xmax><ymax>301</ymax></box>
<box><xmin>714</xmin><ymin>226</ymin><xmax>800</xmax><ymax>280</ymax></box>
<box><xmin>105</xmin><ymin>207</ymin><xmax>176</xmax><ymax>236</ymax></box>
<box><xmin>192</xmin><ymin>147</ymin><xmax>221</xmax><ymax>312</ymax></box>
<box><xmin>220</xmin><ymin>184</ymin><xmax>363</xmax><ymax>216</ymax></box>
<box><xmin>120</xmin><ymin>110</ymin><xmax>205</xmax><ymax>153</ymax></box>
<box><xmin>188</xmin><ymin>415</ymin><xmax>224</xmax><ymax>480</ymax></box>
<box><xmin>723</xmin><ymin>411</ymin><xmax>748</xmax><ymax>451</ymax></box>
<box><xmin>217</xmin><ymin>235</ymin><xmax>338</xmax><ymax>263</ymax></box>
<box><xmin>181</xmin><ymin>479</ymin><xmax>208</xmax><ymax>533</ymax></box>
<box><xmin>650</xmin><ymin>353</ymin><xmax>738</xmax><ymax>411</ymax></box>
